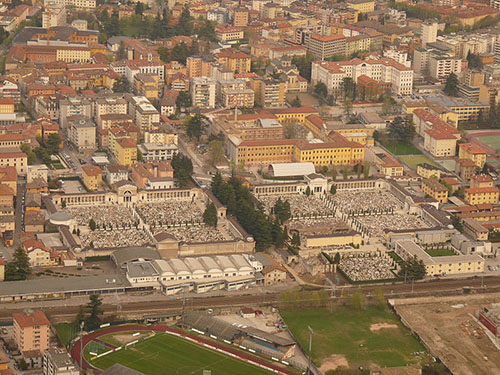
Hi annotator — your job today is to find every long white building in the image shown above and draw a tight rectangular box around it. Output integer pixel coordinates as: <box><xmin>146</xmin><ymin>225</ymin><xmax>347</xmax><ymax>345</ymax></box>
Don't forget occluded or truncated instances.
<box><xmin>311</xmin><ymin>57</ymin><xmax>414</xmax><ymax>96</ymax></box>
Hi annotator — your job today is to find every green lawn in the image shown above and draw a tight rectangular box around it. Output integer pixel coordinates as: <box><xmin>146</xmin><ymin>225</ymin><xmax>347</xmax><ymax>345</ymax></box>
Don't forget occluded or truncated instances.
<box><xmin>425</xmin><ymin>248</ymin><xmax>456</xmax><ymax>257</ymax></box>
<box><xmin>281</xmin><ymin>306</ymin><xmax>424</xmax><ymax>369</ymax></box>
<box><xmin>55</xmin><ymin>323</ymin><xmax>78</xmax><ymax>348</ymax></box>
<box><xmin>99</xmin><ymin>330</ymin><xmax>149</xmax><ymax>347</ymax></box>
<box><xmin>380</xmin><ymin>140</ymin><xmax>422</xmax><ymax>155</ymax></box>
<box><xmin>398</xmin><ymin>155</ymin><xmax>440</xmax><ymax>170</ymax></box>
<box><xmin>88</xmin><ymin>333</ymin><xmax>273</xmax><ymax>375</ymax></box>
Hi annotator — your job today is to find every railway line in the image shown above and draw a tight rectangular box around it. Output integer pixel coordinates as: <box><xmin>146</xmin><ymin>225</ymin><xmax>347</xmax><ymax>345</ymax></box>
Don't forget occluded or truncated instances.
<box><xmin>1</xmin><ymin>276</ymin><xmax>499</xmax><ymax>321</ymax></box>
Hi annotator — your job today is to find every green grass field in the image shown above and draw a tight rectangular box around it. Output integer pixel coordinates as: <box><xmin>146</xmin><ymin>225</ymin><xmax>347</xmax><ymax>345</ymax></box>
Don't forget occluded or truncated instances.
<box><xmin>281</xmin><ymin>306</ymin><xmax>424</xmax><ymax>369</ymax></box>
<box><xmin>398</xmin><ymin>155</ymin><xmax>440</xmax><ymax>170</ymax></box>
<box><xmin>425</xmin><ymin>248</ymin><xmax>456</xmax><ymax>257</ymax></box>
<box><xmin>87</xmin><ymin>333</ymin><xmax>273</xmax><ymax>375</ymax></box>
<box><xmin>55</xmin><ymin>323</ymin><xmax>78</xmax><ymax>348</ymax></box>
<box><xmin>476</xmin><ymin>136</ymin><xmax>500</xmax><ymax>152</ymax></box>
<box><xmin>380</xmin><ymin>140</ymin><xmax>422</xmax><ymax>155</ymax></box>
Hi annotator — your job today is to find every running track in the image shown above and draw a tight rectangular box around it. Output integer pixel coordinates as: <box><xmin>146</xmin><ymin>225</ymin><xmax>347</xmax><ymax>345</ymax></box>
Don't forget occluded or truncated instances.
<box><xmin>70</xmin><ymin>324</ymin><xmax>296</xmax><ymax>375</ymax></box>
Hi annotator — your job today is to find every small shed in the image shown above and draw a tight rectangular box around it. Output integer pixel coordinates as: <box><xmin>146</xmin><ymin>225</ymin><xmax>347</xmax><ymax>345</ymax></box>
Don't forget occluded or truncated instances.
<box><xmin>240</xmin><ymin>307</ymin><xmax>255</xmax><ymax>318</ymax></box>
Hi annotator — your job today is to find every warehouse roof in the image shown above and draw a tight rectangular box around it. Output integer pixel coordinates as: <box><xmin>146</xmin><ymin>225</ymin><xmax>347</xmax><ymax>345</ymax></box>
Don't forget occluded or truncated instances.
<box><xmin>269</xmin><ymin>162</ymin><xmax>315</xmax><ymax>177</ymax></box>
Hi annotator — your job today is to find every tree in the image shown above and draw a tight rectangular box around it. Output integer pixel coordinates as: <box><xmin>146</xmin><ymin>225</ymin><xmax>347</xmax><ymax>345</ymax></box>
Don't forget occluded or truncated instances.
<box><xmin>388</xmin><ymin>116</ymin><xmax>416</xmax><ymax>143</ymax></box>
<box><xmin>330</xmin><ymin>184</ymin><xmax>336</xmax><ymax>195</ymax></box>
<box><xmin>467</xmin><ymin>51</ymin><xmax>483</xmax><ymax>69</ymax></box>
<box><xmin>176</xmin><ymin>91</ymin><xmax>192</xmax><ymax>111</ymax></box>
<box><xmin>137</xmin><ymin>149</ymin><xmax>143</xmax><ymax>162</ymax></box>
<box><xmin>203</xmin><ymin>202</ymin><xmax>218</xmax><ymax>227</ymax></box>
<box><xmin>350</xmin><ymin>291</ymin><xmax>364</xmax><ymax>310</ymax></box>
<box><xmin>134</xmin><ymin>2</ymin><xmax>144</xmax><ymax>15</ymax></box>
<box><xmin>20</xmin><ymin>143</ymin><xmax>36</xmax><ymax>164</ymax></box>
<box><xmin>314</xmin><ymin>82</ymin><xmax>328</xmax><ymax>98</ymax></box>
<box><xmin>382</xmin><ymin>96</ymin><xmax>395</xmax><ymax>114</ymax></box>
<box><xmin>196</xmin><ymin>19</ymin><xmax>217</xmax><ymax>42</ymax></box>
<box><xmin>85</xmin><ymin>294</ymin><xmax>103</xmax><ymax>330</ymax></box>
<box><xmin>177</xmin><ymin>6</ymin><xmax>192</xmax><ymax>36</ymax></box>
<box><xmin>452</xmin><ymin>215</ymin><xmax>463</xmax><ymax>233</ymax></box>
<box><xmin>333</xmin><ymin>252</ymin><xmax>340</xmax><ymax>264</ymax></box>
<box><xmin>305</xmin><ymin>186</ymin><xmax>311</xmax><ymax>196</ymax></box>
<box><xmin>292</xmin><ymin>53</ymin><xmax>315</xmax><ymax>81</ymax></box>
<box><xmin>117</xmin><ymin>41</ymin><xmax>127</xmax><ymax>60</ymax></box>
<box><xmin>17</xmin><ymin>359</ymin><xmax>28</xmax><ymax>371</ymax></box>
<box><xmin>331</xmin><ymin>165</ymin><xmax>337</xmax><ymax>180</ymax></box>
<box><xmin>398</xmin><ymin>256</ymin><xmax>426</xmax><ymax>280</ymax></box>
<box><xmin>208</xmin><ymin>139</ymin><xmax>224</xmax><ymax>165</ymax></box>
<box><xmin>443</xmin><ymin>73</ymin><xmax>459</xmax><ymax>97</ymax></box>
<box><xmin>291</xmin><ymin>232</ymin><xmax>300</xmax><ymax>247</ymax></box>
<box><xmin>290</xmin><ymin>96</ymin><xmax>301</xmax><ymax>107</ymax></box>
<box><xmin>273</xmin><ymin>198</ymin><xmax>291</xmax><ymax>223</ymax></box>
<box><xmin>342</xmin><ymin>166</ymin><xmax>349</xmax><ymax>180</ymax></box>
<box><xmin>89</xmin><ymin>218</ymin><xmax>97</xmax><ymax>231</ymax></box>
<box><xmin>157</xmin><ymin>46</ymin><xmax>170</xmax><ymax>63</ymax></box>
<box><xmin>45</xmin><ymin>133</ymin><xmax>62</xmax><ymax>154</ymax></box>
<box><xmin>343</xmin><ymin>98</ymin><xmax>352</xmax><ymax>117</ymax></box>
<box><xmin>113</xmin><ymin>76</ymin><xmax>130</xmax><ymax>93</ymax></box>
<box><xmin>5</xmin><ymin>247</ymin><xmax>31</xmax><ymax>281</ymax></box>
<box><xmin>171</xmin><ymin>152</ymin><xmax>193</xmax><ymax>187</ymax></box>
<box><xmin>186</xmin><ymin>115</ymin><xmax>204</xmax><ymax>141</ymax></box>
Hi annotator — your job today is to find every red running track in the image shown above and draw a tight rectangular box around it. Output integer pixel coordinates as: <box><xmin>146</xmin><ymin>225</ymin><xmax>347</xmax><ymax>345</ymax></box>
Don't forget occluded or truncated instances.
<box><xmin>70</xmin><ymin>324</ymin><xmax>297</xmax><ymax>375</ymax></box>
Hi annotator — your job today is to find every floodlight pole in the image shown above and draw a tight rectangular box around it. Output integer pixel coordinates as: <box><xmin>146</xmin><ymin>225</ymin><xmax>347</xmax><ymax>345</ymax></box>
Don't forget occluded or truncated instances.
<box><xmin>79</xmin><ymin>321</ymin><xmax>84</xmax><ymax>370</ymax></box>
<box><xmin>307</xmin><ymin>326</ymin><xmax>314</xmax><ymax>374</ymax></box>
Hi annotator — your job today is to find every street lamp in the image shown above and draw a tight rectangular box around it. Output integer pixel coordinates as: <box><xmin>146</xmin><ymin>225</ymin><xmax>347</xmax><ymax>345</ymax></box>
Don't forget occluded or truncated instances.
<box><xmin>307</xmin><ymin>326</ymin><xmax>314</xmax><ymax>374</ymax></box>
<box><xmin>79</xmin><ymin>321</ymin><xmax>84</xmax><ymax>369</ymax></box>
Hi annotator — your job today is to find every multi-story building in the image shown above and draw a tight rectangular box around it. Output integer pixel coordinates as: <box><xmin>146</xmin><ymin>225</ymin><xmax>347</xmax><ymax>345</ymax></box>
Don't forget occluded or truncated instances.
<box><xmin>190</xmin><ymin>77</ymin><xmax>217</xmax><ymax>109</ymax></box>
<box><xmin>346</xmin><ymin>0</ymin><xmax>375</xmax><ymax>13</ymax></box>
<box><xmin>114</xmin><ymin>137</ymin><xmax>137</xmax><ymax>167</ymax></box>
<box><xmin>217</xmin><ymin>79</ymin><xmax>254</xmax><ymax>108</ymax></box>
<box><xmin>134</xmin><ymin>73</ymin><xmax>159</xmax><ymax>100</ymax></box>
<box><xmin>312</xmin><ymin>57</ymin><xmax>414</xmax><ymax>96</ymax></box>
<box><xmin>233</xmin><ymin>8</ymin><xmax>249</xmax><ymax>27</ymax></box>
<box><xmin>215</xmin><ymin>49</ymin><xmax>251</xmax><ymax>73</ymax></box>
<box><xmin>429</xmin><ymin>53</ymin><xmax>462</xmax><ymax>81</ymax></box>
<box><xmin>306</xmin><ymin>34</ymin><xmax>346</xmax><ymax>60</ymax></box>
<box><xmin>252</xmin><ymin>79</ymin><xmax>286</xmax><ymax>108</ymax></box>
<box><xmin>94</xmin><ymin>97</ymin><xmax>128</xmax><ymax>125</ymax></box>
<box><xmin>421</xmin><ymin>21</ymin><xmax>438</xmax><ymax>47</ymax></box>
<box><xmin>0</xmin><ymin>98</ymin><xmax>14</xmax><ymax>114</ymax></box>
<box><xmin>0</xmin><ymin>152</ymin><xmax>27</xmax><ymax>174</ymax></box>
<box><xmin>59</xmin><ymin>97</ymin><xmax>92</xmax><ymax>128</ymax></box>
<box><xmin>138</xmin><ymin>143</ymin><xmax>178</xmax><ymax>161</ymax></box>
<box><xmin>465</xmin><ymin>186</ymin><xmax>500</xmax><ymax>205</ymax></box>
<box><xmin>186</xmin><ymin>56</ymin><xmax>215</xmax><ymax>78</ymax></box>
<box><xmin>81</xmin><ymin>165</ymin><xmax>102</xmax><ymax>191</ymax></box>
<box><xmin>42</xmin><ymin>4</ymin><xmax>67</xmax><ymax>28</ymax></box>
<box><xmin>422</xmin><ymin>178</ymin><xmax>448</xmax><ymax>203</ymax></box>
<box><xmin>215</xmin><ymin>24</ymin><xmax>244</xmax><ymax>41</ymax></box>
<box><xmin>459</xmin><ymin>143</ymin><xmax>487</xmax><ymax>168</ymax></box>
<box><xmin>68</xmin><ymin>116</ymin><xmax>96</xmax><ymax>152</ymax></box>
<box><xmin>127</xmin><ymin>96</ymin><xmax>160</xmax><ymax>132</ymax></box>
<box><xmin>13</xmin><ymin>310</ymin><xmax>50</xmax><ymax>354</ymax></box>
<box><xmin>43</xmin><ymin>348</ymin><xmax>80</xmax><ymax>375</ymax></box>
<box><xmin>426</xmin><ymin>96</ymin><xmax>489</xmax><ymax>124</ymax></box>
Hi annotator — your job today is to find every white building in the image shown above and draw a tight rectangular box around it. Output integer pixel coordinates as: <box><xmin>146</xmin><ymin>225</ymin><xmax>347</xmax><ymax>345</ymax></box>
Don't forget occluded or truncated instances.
<box><xmin>421</xmin><ymin>21</ymin><xmax>437</xmax><ymax>47</ymax></box>
<box><xmin>190</xmin><ymin>77</ymin><xmax>217</xmax><ymax>109</ymax></box>
<box><xmin>311</xmin><ymin>57</ymin><xmax>414</xmax><ymax>96</ymax></box>
<box><xmin>42</xmin><ymin>4</ymin><xmax>66</xmax><ymax>28</ymax></box>
<box><xmin>43</xmin><ymin>348</ymin><xmax>80</xmax><ymax>375</ymax></box>
<box><xmin>429</xmin><ymin>53</ymin><xmax>462</xmax><ymax>81</ymax></box>
<box><xmin>138</xmin><ymin>142</ymin><xmax>178</xmax><ymax>161</ymax></box>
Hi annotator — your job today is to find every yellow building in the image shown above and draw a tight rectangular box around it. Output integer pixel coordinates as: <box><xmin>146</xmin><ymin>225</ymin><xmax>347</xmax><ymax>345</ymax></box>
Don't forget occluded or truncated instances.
<box><xmin>134</xmin><ymin>73</ymin><xmax>159</xmax><ymax>100</ymax></box>
<box><xmin>294</xmin><ymin>135</ymin><xmax>364</xmax><ymax>166</ymax></box>
<box><xmin>0</xmin><ymin>98</ymin><xmax>14</xmax><ymax>114</ymax></box>
<box><xmin>417</xmin><ymin>163</ymin><xmax>441</xmax><ymax>179</ymax></box>
<box><xmin>303</xmin><ymin>114</ymin><xmax>326</xmax><ymax>138</ymax></box>
<box><xmin>422</xmin><ymin>178</ymin><xmax>448</xmax><ymax>203</ymax></box>
<box><xmin>346</xmin><ymin>0</ymin><xmax>375</xmax><ymax>13</ymax></box>
<box><xmin>114</xmin><ymin>137</ymin><xmax>137</xmax><ymax>167</ymax></box>
<box><xmin>271</xmin><ymin>107</ymin><xmax>319</xmax><ymax>124</ymax></box>
<box><xmin>423</xmin><ymin>128</ymin><xmax>459</xmax><ymax>157</ymax></box>
<box><xmin>215</xmin><ymin>49</ymin><xmax>251</xmax><ymax>73</ymax></box>
<box><xmin>82</xmin><ymin>165</ymin><xmax>102</xmax><ymax>191</ymax></box>
<box><xmin>374</xmin><ymin>152</ymin><xmax>403</xmax><ymax>177</ymax></box>
<box><xmin>465</xmin><ymin>187</ymin><xmax>500</xmax><ymax>205</ymax></box>
<box><xmin>459</xmin><ymin>143</ymin><xmax>487</xmax><ymax>168</ymax></box>
<box><xmin>234</xmin><ymin>139</ymin><xmax>296</xmax><ymax>165</ymax></box>
<box><xmin>215</xmin><ymin>25</ymin><xmax>244</xmax><ymax>41</ymax></box>
<box><xmin>252</xmin><ymin>79</ymin><xmax>286</xmax><ymax>108</ymax></box>
<box><xmin>0</xmin><ymin>152</ymin><xmax>27</xmax><ymax>175</ymax></box>
<box><xmin>56</xmin><ymin>47</ymin><xmax>91</xmax><ymax>63</ymax></box>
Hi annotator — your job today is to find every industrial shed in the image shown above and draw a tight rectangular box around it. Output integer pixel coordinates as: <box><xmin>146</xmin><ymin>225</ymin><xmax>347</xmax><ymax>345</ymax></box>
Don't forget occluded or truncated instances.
<box><xmin>268</xmin><ymin>162</ymin><xmax>315</xmax><ymax>177</ymax></box>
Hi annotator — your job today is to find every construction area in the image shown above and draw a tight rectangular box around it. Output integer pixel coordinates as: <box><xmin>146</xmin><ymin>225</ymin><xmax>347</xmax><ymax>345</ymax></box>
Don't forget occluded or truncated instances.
<box><xmin>393</xmin><ymin>293</ymin><xmax>500</xmax><ymax>375</ymax></box>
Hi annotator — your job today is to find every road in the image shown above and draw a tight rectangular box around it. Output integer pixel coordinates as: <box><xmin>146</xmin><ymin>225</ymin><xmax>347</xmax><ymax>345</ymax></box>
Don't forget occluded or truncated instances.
<box><xmin>1</xmin><ymin>276</ymin><xmax>499</xmax><ymax>321</ymax></box>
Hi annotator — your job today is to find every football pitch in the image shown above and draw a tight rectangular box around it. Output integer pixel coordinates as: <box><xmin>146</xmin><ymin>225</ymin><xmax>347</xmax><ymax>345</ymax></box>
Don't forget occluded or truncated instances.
<box><xmin>88</xmin><ymin>333</ymin><xmax>273</xmax><ymax>375</ymax></box>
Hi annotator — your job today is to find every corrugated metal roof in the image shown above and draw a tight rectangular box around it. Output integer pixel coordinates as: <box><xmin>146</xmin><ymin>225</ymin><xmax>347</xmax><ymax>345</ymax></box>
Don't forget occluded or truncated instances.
<box><xmin>269</xmin><ymin>162</ymin><xmax>315</xmax><ymax>177</ymax></box>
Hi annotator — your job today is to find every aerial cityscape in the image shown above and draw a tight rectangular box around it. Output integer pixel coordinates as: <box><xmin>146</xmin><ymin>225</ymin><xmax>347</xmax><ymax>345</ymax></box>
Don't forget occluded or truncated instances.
<box><xmin>1</xmin><ymin>0</ymin><xmax>500</xmax><ymax>373</ymax></box>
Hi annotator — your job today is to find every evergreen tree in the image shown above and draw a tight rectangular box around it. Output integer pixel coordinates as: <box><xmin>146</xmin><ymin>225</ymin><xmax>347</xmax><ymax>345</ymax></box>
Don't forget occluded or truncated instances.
<box><xmin>176</xmin><ymin>91</ymin><xmax>192</xmax><ymax>111</ymax></box>
<box><xmin>177</xmin><ymin>6</ymin><xmax>192</xmax><ymax>36</ymax></box>
<box><xmin>89</xmin><ymin>219</ymin><xmax>97</xmax><ymax>231</ymax></box>
<box><xmin>330</xmin><ymin>184</ymin><xmax>336</xmax><ymax>195</ymax></box>
<box><xmin>388</xmin><ymin>116</ymin><xmax>416</xmax><ymax>143</ymax></box>
<box><xmin>113</xmin><ymin>76</ymin><xmax>130</xmax><ymax>93</ymax></box>
<box><xmin>171</xmin><ymin>152</ymin><xmax>193</xmax><ymax>187</ymax></box>
<box><xmin>85</xmin><ymin>294</ymin><xmax>103</xmax><ymax>330</ymax></box>
<box><xmin>290</xmin><ymin>96</ymin><xmax>301</xmax><ymax>107</ymax></box>
<box><xmin>186</xmin><ymin>115</ymin><xmax>203</xmax><ymax>140</ymax></box>
<box><xmin>5</xmin><ymin>247</ymin><xmax>31</xmax><ymax>281</ymax></box>
<box><xmin>443</xmin><ymin>73</ymin><xmax>459</xmax><ymax>97</ymax></box>
<box><xmin>398</xmin><ymin>256</ymin><xmax>426</xmax><ymax>280</ymax></box>
<box><xmin>203</xmin><ymin>202</ymin><xmax>218</xmax><ymax>227</ymax></box>
<box><xmin>314</xmin><ymin>82</ymin><xmax>328</xmax><ymax>98</ymax></box>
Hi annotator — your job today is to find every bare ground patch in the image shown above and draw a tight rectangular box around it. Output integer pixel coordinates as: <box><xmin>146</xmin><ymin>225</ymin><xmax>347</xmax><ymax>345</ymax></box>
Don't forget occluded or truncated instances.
<box><xmin>319</xmin><ymin>354</ymin><xmax>349</xmax><ymax>372</ymax></box>
<box><xmin>370</xmin><ymin>323</ymin><xmax>399</xmax><ymax>332</ymax></box>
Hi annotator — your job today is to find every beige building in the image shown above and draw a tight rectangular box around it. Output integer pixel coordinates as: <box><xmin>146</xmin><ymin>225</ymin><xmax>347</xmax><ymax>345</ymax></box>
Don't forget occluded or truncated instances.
<box><xmin>0</xmin><ymin>152</ymin><xmax>27</xmax><ymax>175</ymax></box>
<box><xmin>13</xmin><ymin>310</ymin><xmax>50</xmax><ymax>354</ymax></box>
<box><xmin>422</xmin><ymin>178</ymin><xmax>448</xmax><ymax>203</ymax></box>
<box><xmin>69</xmin><ymin>116</ymin><xmax>96</xmax><ymax>152</ymax></box>
<box><xmin>190</xmin><ymin>77</ymin><xmax>217</xmax><ymax>109</ymax></box>
<box><xmin>429</xmin><ymin>54</ymin><xmax>462</xmax><ymax>81</ymax></box>
<box><xmin>262</xmin><ymin>265</ymin><xmax>287</xmax><ymax>285</ymax></box>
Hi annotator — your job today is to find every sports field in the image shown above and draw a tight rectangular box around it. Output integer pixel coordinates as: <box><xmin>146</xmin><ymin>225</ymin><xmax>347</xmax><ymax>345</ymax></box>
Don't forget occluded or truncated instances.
<box><xmin>398</xmin><ymin>155</ymin><xmax>440</xmax><ymax>170</ymax></box>
<box><xmin>476</xmin><ymin>135</ymin><xmax>500</xmax><ymax>152</ymax></box>
<box><xmin>281</xmin><ymin>306</ymin><xmax>425</xmax><ymax>371</ymax></box>
<box><xmin>87</xmin><ymin>333</ymin><xmax>273</xmax><ymax>375</ymax></box>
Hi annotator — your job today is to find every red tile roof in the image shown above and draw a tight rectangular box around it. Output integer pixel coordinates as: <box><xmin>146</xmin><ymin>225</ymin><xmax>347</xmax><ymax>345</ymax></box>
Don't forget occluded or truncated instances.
<box><xmin>13</xmin><ymin>310</ymin><xmax>50</xmax><ymax>328</ymax></box>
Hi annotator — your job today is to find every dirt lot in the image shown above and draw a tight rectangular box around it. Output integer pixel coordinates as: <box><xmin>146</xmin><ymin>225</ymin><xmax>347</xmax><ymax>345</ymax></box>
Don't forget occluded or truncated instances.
<box><xmin>395</xmin><ymin>295</ymin><xmax>500</xmax><ymax>375</ymax></box>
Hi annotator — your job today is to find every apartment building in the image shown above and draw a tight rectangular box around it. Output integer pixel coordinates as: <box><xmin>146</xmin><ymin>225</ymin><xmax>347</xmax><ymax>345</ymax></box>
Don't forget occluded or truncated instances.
<box><xmin>43</xmin><ymin>348</ymin><xmax>80</xmax><ymax>375</ymax></box>
<box><xmin>252</xmin><ymin>79</ymin><xmax>286</xmax><ymax>108</ymax></box>
<box><xmin>215</xmin><ymin>24</ymin><xmax>244</xmax><ymax>41</ymax></box>
<box><xmin>127</xmin><ymin>96</ymin><xmax>160</xmax><ymax>132</ymax></box>
<box><xmin>233</xmin><ymin>8</ymin><xmax>249</xmax><ymax>27</ymax></box>
<box><xmin>94</xmin><ymin>97</ymin><xmax>128</xmax><ymax>125</ymax></box>
<box><xmin>81</xmin><ymin>165</ymin><xmax>102</xmax><ymax>191</ymax></box>
<box><xmin>465</xmin><ymin>186</ymin><xmax>500</xmax><ymax>205</ymax></box>
<box><xmin>0</xmin><ymin>152</ymin><xmax>27</xmax><ymax>174</ymax></box>
<box><xmin>190</xmin><ymin>77</ymin><xmax>217</xmax><ymax>109</ymax></box>
<box><xmin>114</xmin><ymin>137</ymin><xmax>137</xmax><ymax>166</ymax></box>
<box><xmin>346</xmin><ymin>0</ymin><xmax>375</xmax><ymax>13</ymax></box>
<box><xmin>59</xmin><ymin>97</ymin><xmax>92</xmax><ymax>128</ymax></box>
<box><xmin>429</xmin><ymin>53</ymin><xmax>462</xmax><ymax>81</ymax></box>
<box><xmin>138</xmin><ymin>143</ymin><xmax>178</xmax><ymax>161</ymax></box>
<box><xmin>13</xmin><ymin>310</ymin><xmax>50</xmax><ymax>354</ymax></box>
<box><xmin>307</xmin><ymin>34</ymin><xmax>346</xmax><ymax>60</ymax></box>
<box><xmin>69</xmin><ymin>116</ymin><xmax>96</xmax><ymax>152</ymax></box>
<box><xmin>421</xmin><ymin>21</ymin><xmax>438</xmax><ymax>47</ymax></box>
<box><xmin>459</xmin><ymin>143</ymin><xmax>487</xmax><ymax>168</ymax></box>
<box><xmin>217</xmin><ymin>79</ymin><xmax>254</xmax><ymax>108</ymax></box>
<box><xmin>422</xmin><ymin>178</ymin><xmax>448</xmax><ymax>203</ymax></box>
<box><xmin>215</xmin><ymin>49</ymin><xmax>251</xmax><ymax>73</ymax></box>
<box><xmin>186</xmin><ymin>56</ymin><xmax>215</xmax><ymax>78</ymax></box>
<box><xmin>312</xmin><ymin>57</ymin><xmax>413</xmax><ymax>96</ymax></box>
